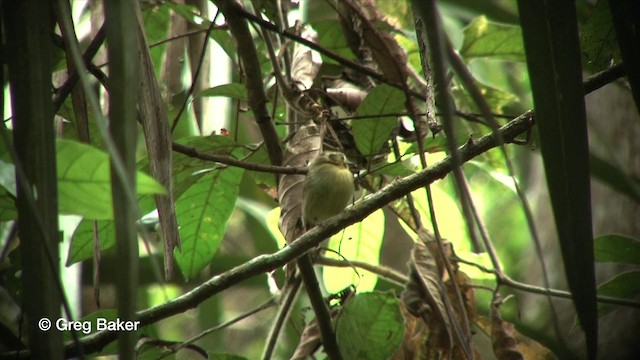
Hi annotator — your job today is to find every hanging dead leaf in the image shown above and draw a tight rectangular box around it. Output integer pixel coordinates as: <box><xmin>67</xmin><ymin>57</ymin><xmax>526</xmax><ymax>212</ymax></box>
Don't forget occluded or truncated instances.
<box><xmin>291</xmin><ymin>25</ymin><xmax>322</xmax><ymax>91</ymax></box>
<box><xmin>490</xmin><ymin>296</ymin><xmax>524</xmax><ymax>360</ymax></box>
<box><xmin>277</xmin><ymin>123</ymin><xmax>322</xmax><ymax>243</ymax></box>
<box><xmin>336</xmin><ymin>0</ymin><xmax>408</xmax><ymax>84</ymax></box>
<box><xmin>326</xmin><ymin>86</ymin><xmax>368</xmax><ymax>113</ymax></box>
<box><xmin>402</xmin><ymin>239</ymin><xmax>454</xmax><ymax>355</ymax></box>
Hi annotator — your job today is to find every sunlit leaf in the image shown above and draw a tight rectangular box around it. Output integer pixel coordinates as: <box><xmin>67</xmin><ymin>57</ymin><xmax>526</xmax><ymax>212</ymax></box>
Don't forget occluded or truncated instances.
<box><xmin>67</xmin><ymin>219</ymin><xmax>115</xmax><ymax>266</ymax></box>
<box><xmin>312</xmin><ymin>20</ymin><xmax>356</xmax><ymax>64</ymax></box>
<box><xmin>57</xmin><ymin>140</ymin><xmax>165</xmax><ymax>220</ymax></box>
<box><xmin>352</xmin><ymin>84</ymin><xmax>405</xmax><ymax>157</ymax></box>
<box><xmin>196</xmin><ymin>83</ymin><xmax>247</xmax><ymax>101</ymax></box>
<box><xmin>460</xmin><ymin>16</ymin><xmax>525</xmax><ymax>62</ymax></box>
<box><xmin>175</xmin><ymin>166</ymin><xmax>244</xmax><ymax>280</ymax></box>
<box><xmin>323</xmin><ymin>209</ymin><xmax>385</xmax><ymax>293</ymax></box>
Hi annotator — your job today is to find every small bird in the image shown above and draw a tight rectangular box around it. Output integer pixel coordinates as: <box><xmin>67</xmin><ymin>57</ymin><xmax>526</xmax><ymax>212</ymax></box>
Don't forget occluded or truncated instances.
<box><xmin>302</xmin><ymin>151</ymin><xmax>355</xmax><ymax>229</ymax></box>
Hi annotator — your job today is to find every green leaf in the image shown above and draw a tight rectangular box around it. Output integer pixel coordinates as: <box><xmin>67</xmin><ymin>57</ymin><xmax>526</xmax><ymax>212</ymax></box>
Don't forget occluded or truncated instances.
<box><xmin>580</xmin><ymin>0</ymin><xmax>620</xmax><ymax>73</ymax></box>
<box><xmin>518</xmin><ymin>1</ymin><xmax>598</xmax><ymax>358</ymax></box>
<box><xmin>0</xmin><ymin>185</ymin><xmax>16</xmax><ymax>221</ymax></box>
<box><xmin>196</xmin><ymin>83</ymin><xmax>247</xmax><ymax>101</ymax></box>
<box><xmin>596</xmin><ymin>271</ymin><xmax>640</xmax><ymax>318</ymax></box>
<box><xmin>336</xmin><ymin>292</ymin><xmax>404</xmax><ymax>360</ymax></box>
<box><xmin>164</xmin><ymin>2</ymin><xmax>202</xmax><ymax>26</ymax></box>
<box><xmin>67</xmin><ymin>219</ymin><xmax>116</xmax><ymax>265</ymax></box>
<box><xmin>56</xmin><ymin>140</ymin><xmax>166</xmax><ymax>220</ymax></box>
<box><xmin>594</xmin><ymin>234</ymin><xmax>640</xmax><ymax>264</ymax></box>
<box><xmin>175</xmin><ymin>166</ymin><xmax>244</xmax><ymax>280</ymax></box>
<box><xmin>352</xmin><ymin>84</ymin><xmax>405</xmax><ymax>157</ymax></box>
<box><xmin>68</xmin><ymin>135</ymin><xmax>243</xmax><ymax>265</ymax></box>
<box><xmin>369</xmin><ymin>160</ymin><xmax>416</xmax><ymax>177</ymax></box>
<box><xmin>209</xmin><ymin>29</ymin><xmax>237</xmax><ymax>60</ymax></box>
<box><xmin>607</xmin><ymin>1</ymin><xmax>640</xmax><ymax>121</ymax></box>
<box><xmin>311</xmin><ymin>20</ymin><xmax>356</xmax><ymax>64</ymax></box>
<box><xmin>244</xmin><ymin>147</ymin><xmax>276</xmax><ymax>188</ymax></box>
<box><xmin>323</xmin><ymin>209</ymin><xmax>385</xmax><ymax>293</ymax></box>
<box><xmin>141</xmin><ymin>2</ymin><xmax>170</xmax><ymax>79</ymax></box>
<box><xmin>460</xmin><ymin>16</ymin><xmax>525</xmax><ymax>62</ymax></box>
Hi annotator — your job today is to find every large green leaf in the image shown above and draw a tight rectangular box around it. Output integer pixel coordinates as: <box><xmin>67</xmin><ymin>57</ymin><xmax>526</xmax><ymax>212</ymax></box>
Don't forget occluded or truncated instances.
<box><xmin>67</xmin><ymin>219</ymin><xmax>115</xmax><ymax>265</ymax></box>
<box><xmin>352</xmin><ymin>84</ymin><xmax>405</xmax><ymax>157</ymax></box>
<box><xmin>311</xmin><ymin>20</ymin><xmax>356</xmax><ymax>64</ymax></box>
<box><xmin>580</xmin><ymin>0</ymin><xmax>620</xmax><ymax>73</ymax></box>
<box><xmin>460</xmin><ymin>16</ymin><xmax>525</xmax><ymax>62</ymax></box>
<box><xmin>518</xmin><ymin>1</ymin><xmax>598</xmax><ymax>358</ymax></box>
<box><xmin>67</xmin><ymin>135</ymin><xmax>245</xmax><ymax>266</ymax></box>
<box><xmin>174</xmin><ymin>166</ymin><xmax>244</xmax><ymax>280</ymax></box>
<box><xmin>57</xmin><ymin>139</ymin><xmax>165</xmax><ymax>220</ymax></box>
<box><xmin>336</xmin><ymin>292</ymin><xmax>404</xmax><ymax>360</ymax></box>
<box><xmin>172</xmin><ymin>135</ymin><xmax>248</xmax><ymax>279</ymax></box>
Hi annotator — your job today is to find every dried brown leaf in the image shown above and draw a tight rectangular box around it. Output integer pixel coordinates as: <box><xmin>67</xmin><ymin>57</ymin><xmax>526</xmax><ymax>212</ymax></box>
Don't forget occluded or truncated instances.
<box><xmin>491</xmin><ymin>296</ymin><xmax>524</xmax><ymax>360</ymax></box>
<box><xmin>408</xmin><ymin>239</ymin><xmax>454</xmax><ymax>348</ymax></box>
<box><xmin>337</xmin><ymin>0</ymin><xmax>408</xmax><ymax>84</ymax></box>
<box><xmin>277</xmin><ymin>123</ymin><xmax>322</xmax><ymax>243</ymax></box>
<box><xmin>291</xmin><ymin>26</ymin><xmax>322</xmax><ymax>91</ymax></box>
<box><xmin>136</xmin><ymin>11</ymin><xmax>181</xmax><ymax>280</ymax></box>
<box><xmin>326</xmin><ymin>86</ymin><xmax>368</xmax><ymax>113</ymax></box>
<box><xmin>290</xmin><ymin>320</ymin><xmax>322</xmax><ymax>359</ymax></box>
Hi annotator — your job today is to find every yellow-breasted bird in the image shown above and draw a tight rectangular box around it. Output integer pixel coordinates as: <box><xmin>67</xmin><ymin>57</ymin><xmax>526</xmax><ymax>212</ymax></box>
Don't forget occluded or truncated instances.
<box><xmin>302</xmin><ymin>151</ymin><xmax>355</xmax><ymax>229</ymax></box>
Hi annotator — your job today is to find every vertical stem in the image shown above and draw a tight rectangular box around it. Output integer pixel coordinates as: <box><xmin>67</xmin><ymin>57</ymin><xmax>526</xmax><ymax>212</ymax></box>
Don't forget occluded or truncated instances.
<box><xmin>104</xmin><ymin>1</ymin><xmax>141</xmax><ymax>358</ymax></box>
<box><xmin>3</xmin><ymin>0</ymin><xmax>63</xmax><ymax>357</ymax></box>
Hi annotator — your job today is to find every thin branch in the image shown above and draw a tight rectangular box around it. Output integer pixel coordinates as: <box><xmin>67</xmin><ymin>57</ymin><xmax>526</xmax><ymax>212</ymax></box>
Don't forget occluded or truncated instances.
<box><xmin>52</xmin><ymin>23</ymin><xmax>106</xmax><ymax>112</ymax></box>
<box><xmin>455</xmin><ymin>256</ymin><xmax>640</xmax><ymax>308</ymax></box>
<box><xmin>157</xmin><ymin>298</ymin><xmax>277</xmax><ymax>359</ymax></box>
<box><xmin>262</xmin><ymin>276</ymin><xmax>302</xmax><ymax>360</ymax></box>
<box><xmin>149</xmin><ymin>27</ymin><xmax>207</xmax><ymax>48</ymax></box>
<box><xmin>583</xmin><ymin>62</ymin><xmax>625</xmax><ymax>94</ymax></box>
<box><xmin>170</xmin><ymin>17</ymin><xmax>217</xmax><ymax>133</ymax></box>
<box><xmin>316</xmin><ymin>256</ymin><xmax>408</xmax><ymax>286</ymax></box>
<box><xmin>171</xmin><ymin>141</ymin><xmax>307</xmax><ymax>174</ymax></box>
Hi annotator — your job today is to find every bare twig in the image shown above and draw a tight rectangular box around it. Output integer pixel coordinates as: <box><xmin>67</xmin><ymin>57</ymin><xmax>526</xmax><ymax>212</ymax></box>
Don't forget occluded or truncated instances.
<box><xmin>172</xmin><ymin>142</ymin><xmax>306</xmax><ymax>174</ymax></box>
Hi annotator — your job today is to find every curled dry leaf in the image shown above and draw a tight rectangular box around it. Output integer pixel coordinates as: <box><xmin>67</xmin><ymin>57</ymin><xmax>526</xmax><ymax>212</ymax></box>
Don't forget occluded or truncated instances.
<box><xmin>337</xmin><ymin>0</ymin><xmax>408</xmax><ymax>84</ymax></box>
<box><xmin>491</xmin><ymin>296</ymin><xmax>524</xmax><ymax>360</ymax></box>
<box><xmin>402</xmin><ymin>239</ymin><xmax>454</xmax><ymax>355</ymax></box>
<box><xmin>290</xmin><ymin>319</ymin><xmax>322</xmax><ymax>359</ymax></box>
<box><xmin>390</xmin><ymin>302</ymin><xmax>427</xmax><ymax>360</ymax></box>
<box><xmin>326</xmin><ymin>86</ymin><xmax>368</xmax><ymax>113</ymax></box>
<box><xmin>277</xmin><ymin>123</ymin><xmax>322</xmax><ymax>243</ymax></box>
<box><xmin>291</xmin><ymin>25</ymin><xmax>322</xmax><ymax>91</ymax></box>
